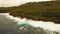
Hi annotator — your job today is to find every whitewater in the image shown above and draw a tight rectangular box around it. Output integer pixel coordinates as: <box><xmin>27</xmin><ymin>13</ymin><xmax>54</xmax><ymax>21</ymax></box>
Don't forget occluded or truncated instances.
<box><xmin>1</xmin><ymin>13</ymin><xmax>60</xmax><ymax>33</ymax></box>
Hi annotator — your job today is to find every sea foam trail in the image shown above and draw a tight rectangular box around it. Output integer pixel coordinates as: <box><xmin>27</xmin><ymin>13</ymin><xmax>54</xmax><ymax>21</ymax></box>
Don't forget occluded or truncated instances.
<box><xmin>1</xmin><ymin>13</ymin><xmax>60</xmax><ymax>32</ymax></box>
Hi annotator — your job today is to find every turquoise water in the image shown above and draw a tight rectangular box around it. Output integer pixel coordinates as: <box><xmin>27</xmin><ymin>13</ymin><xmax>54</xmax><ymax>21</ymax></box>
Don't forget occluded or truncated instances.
<box><xmin>18</xmin><ymin>21</ymin><xmax>29</xmax><ymax>26</ymax></box>
<box><xmin>0</xmin><ymin>13</ymin><xmax>60</xmax><ymax>34</ymax></box>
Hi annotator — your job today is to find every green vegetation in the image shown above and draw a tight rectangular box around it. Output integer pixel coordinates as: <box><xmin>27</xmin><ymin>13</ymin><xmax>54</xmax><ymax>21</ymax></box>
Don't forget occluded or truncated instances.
<box><xmin>0</xmin><ymin>1</ymin><xmax>60</xmax><ymax>23</ymax></box>
<box><xmin>0</xmin><ymin>15</ymin><xmax>59</xmax><ymax>34</ymax></box>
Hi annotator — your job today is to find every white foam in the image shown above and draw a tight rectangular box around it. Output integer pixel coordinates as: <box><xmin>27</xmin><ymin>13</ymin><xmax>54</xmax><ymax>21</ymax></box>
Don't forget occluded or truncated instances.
<box><xmin>0</xmin><ymin>13</ymin><xmax>60</xmax><ymax>32</ymax></box>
